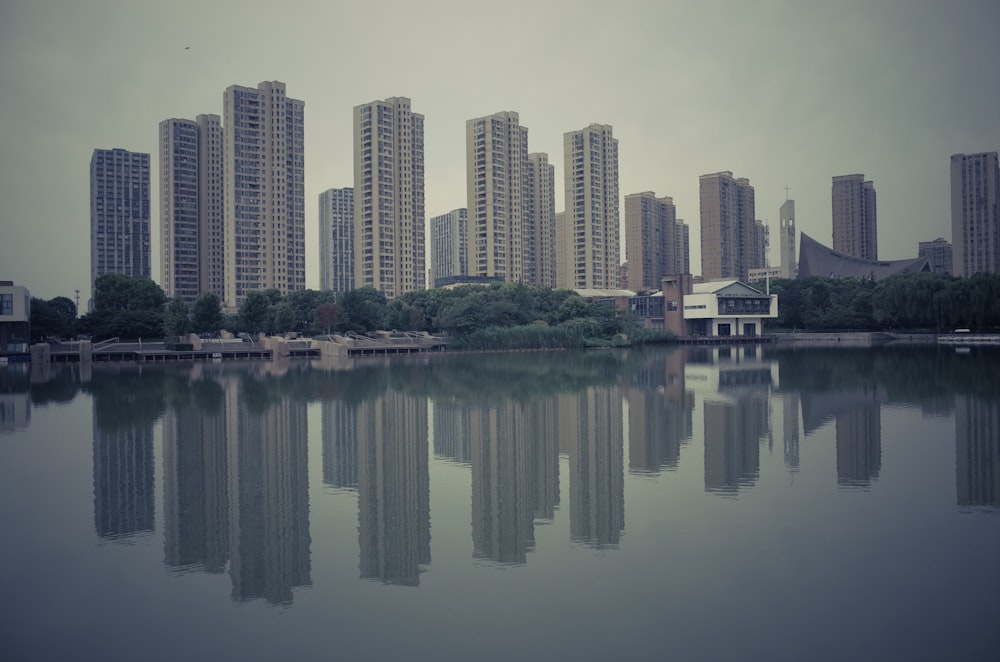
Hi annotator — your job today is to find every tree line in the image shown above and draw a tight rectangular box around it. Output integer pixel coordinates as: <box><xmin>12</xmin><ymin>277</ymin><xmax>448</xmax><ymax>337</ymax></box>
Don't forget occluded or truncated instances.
<box><xmin>30</xmin><ymin>274</ymin><xmax>662</xmax><ymax>348</ymax></box>
<box><xmin>759</xmin><ymin>272</ymin><xmax>1000</xmax><ymax>332</ymax></box>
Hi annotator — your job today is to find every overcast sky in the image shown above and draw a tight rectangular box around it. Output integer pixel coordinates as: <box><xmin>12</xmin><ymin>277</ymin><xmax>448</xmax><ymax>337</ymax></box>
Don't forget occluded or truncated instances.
<box><xmin>1</xmin><ymin>0</ymin><xmax>998</xmax><ymax>304</ymax></box>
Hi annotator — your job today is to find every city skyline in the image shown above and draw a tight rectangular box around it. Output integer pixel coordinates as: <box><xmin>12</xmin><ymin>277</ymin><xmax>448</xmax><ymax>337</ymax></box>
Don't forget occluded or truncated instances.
<box><xmin>2</xmin><ymin>1</ymin><xmax>999</xmax><ymax>302</ymax></box>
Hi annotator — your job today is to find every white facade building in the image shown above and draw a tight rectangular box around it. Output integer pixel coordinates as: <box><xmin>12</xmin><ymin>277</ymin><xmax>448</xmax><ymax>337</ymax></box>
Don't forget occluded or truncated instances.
<box><xmin>354</xmin><ymin>97</ymin><xmax>425</xmax><ymax>297</ymax></box>
<box><xmin>430</xmin><ymin>208</ymin><xmax>468</xmax><ymax>288</ymax></box>
<box><xmin>223</xmin><ymin>81</ymin><xmax>305</xmax><ymax>307</ymax></box>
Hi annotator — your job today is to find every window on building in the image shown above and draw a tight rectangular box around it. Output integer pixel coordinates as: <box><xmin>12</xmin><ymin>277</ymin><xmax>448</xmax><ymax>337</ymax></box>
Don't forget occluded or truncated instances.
<box><xmin>0</xmin><ymin>293</ymin><xmax>12</xmax><ymax>316</ymax></box>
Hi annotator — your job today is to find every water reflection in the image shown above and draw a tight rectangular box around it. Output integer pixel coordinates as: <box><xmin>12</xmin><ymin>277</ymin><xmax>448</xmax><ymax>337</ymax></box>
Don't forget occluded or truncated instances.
<box><xmin>8</xmin><ymin>344</ymin><xmax>998</xmax><ymax>606</ymax></box>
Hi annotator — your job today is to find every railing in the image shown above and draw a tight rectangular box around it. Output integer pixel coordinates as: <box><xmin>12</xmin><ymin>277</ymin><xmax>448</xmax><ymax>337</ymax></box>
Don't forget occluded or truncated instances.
<box><xmin>93</xmin><ymin>337</ymin><xmax>120</xmax><ymax>350</ymax></box>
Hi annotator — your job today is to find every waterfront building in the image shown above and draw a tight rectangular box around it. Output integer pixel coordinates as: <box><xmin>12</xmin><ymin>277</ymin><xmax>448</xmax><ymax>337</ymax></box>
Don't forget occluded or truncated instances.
<box><xmin>798</xmin><ymin>232</ymin><xmax>928</xmax><ymax>280</ymax></box>
<box><xmin>354</xmin><ymin>97</ymin><xmax>426</xmax><ymax>297</ymax></box>
<box><xmin>467</xmin><ymin>111</ymin><xmax>528</xmax><ymax>282</ymax></box>
<box><xmin>699</xmin><ymin>172</ymin><xmax>762</xmax><ymax>282</ymax></box>
<box><xmin>558</xmin><ymin>124</ymin><xmax>619</xmax><ymax>289</ymax></box>
<box><xmin>223</xmin><ymin>81</ymin><xmax>305</xmax><ymax>307</ymax></box>
<box><xmin>430</xmin><ymin>208</ymin><xmax>468</xmax><ymax>288</ymax></box>
<box><xmin>950</xmin><ymin>152</ymin><xmax>1000</xmax><ymax>276</ymax></box>
<box><xmin>918</xmin><ymin>237</ymin><xmax>954</xmax><ymax>275</ymax></box>
<box><xmin>318</xmin><ymin>187</ymin><xmax>355</xmax><ymax>293</ymax></box>
<box><xmin>525</xmin><ymin>153</ymin><xmax>557</xmax><ymax>288</ymax></box>
<box><xmin>832</xmin><ymin>174</ymin><xmax>877</xmax><ymax>261</ymax></box>
<box><xmin>0</xmin><ymin>280</ymin><xmax>30</xmax><ymax>355</ymax></box>
<box><xmin>624</xmin><ymin>192</ymin><xmax>688</xmax><ymax>291</ymax></box>
<box><xmin>90</xmin><ymin>148</ymin><xmax>151</xmax><ymax>294</ymax></box>
<box><xmin>159</xmin><ymin>115</ymin><xmax>224</xmax><ymax>304</ymax></box>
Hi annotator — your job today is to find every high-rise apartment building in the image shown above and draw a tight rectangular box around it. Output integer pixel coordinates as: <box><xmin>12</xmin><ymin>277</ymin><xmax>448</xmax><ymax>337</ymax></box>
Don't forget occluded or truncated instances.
<box><xmin>779</xmin><ymin>199</ymin><xmax>797</xmax><ymax>278</ymax></box>
<box><xmin>918</xmin><ymin>237</ymin><xmax>953</xmax><ymax>275</ymax></box>
<box><xmin>699</xmin><ymin>171</ymin><xmax>761</xmax><ymax>282</ymax></box>
<box><xmin>624</xmin><ymin>192</ymin><xmax>688</xmax><ymax>291</ymax></box>
<box><xmin>951</xmin><ymin>152</ymin><xmax>1000</xmax><ymax>277</ymax></box>
<box><xmin>159</xmin><ymin>115</ymin><xmax>224</xmax><ymax>303</ymax></box>
<box><xmin>90</xmin><ymin>148</ymin><xmax>151</xmax><ymax>294</ymax></box>
<box><xmin>319</xmin><ymin>187</ymin><xmax>355</xmax><ymax>293</ymax></box>
<box><xmin>525</xmin><ymin>153</ymin><xmax>556</xmax><ymax>288</ymax></box>
<box><xmin>832</xmin><ymin>174</ymin><xmax>877</xmax><ymax>261</ymax></box>
<box><xmin>223</xmin><ymin>81</ymin><xmax>305</xmax><ymax>307</ymax></box>
<box><xmin>558</xmin><ymin>124</ymin><xmax>619</xmax><ymax>290</ymax></box>
<box><xmin>354</xmin><ymin>97</ymin><xmax>425</xmax><ymax>297</ymax></box>
<box><xmin>466</xmin><ymin>112</ymin><xmax>528</xmax><ymax>282</ymax></box>
<box><xmin>430</xmin><ymin>208</ymin><xmax>468</xmax><ymax>287</ymax></box>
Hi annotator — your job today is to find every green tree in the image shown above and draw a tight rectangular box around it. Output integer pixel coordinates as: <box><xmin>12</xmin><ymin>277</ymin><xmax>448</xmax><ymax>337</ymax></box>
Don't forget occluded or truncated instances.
<box><xmin>240</xmin><ymin>291</ymin><xmax>273</xmax><ymax>335</ymax></box>
<box><xmin>271</xmin><ymin>301</ymin><xmax>296</xmax><ymax>334</ymax></box>
<box><xmin>93</xmin><ymin>274</ymin><xmax>166</xmax><ymax>312</ymax></box>
<box><xmin>30</xmin><ymin>296</ymin><xmax>77</xmax><ymax>341</ymax></box>
<box><xmin>191</xmin><ymin>292</ymin><xmax>224</xmax><ymax>334</ymax></box>
<box><xmin>339</xmin><ymin>287</ymin><xmax>387</xmax><ymax>333</ymax></box>
<box><xmin>163</xmin><ymin>298</ymin><xmax>190</xmax><ymax>337</ymax></box>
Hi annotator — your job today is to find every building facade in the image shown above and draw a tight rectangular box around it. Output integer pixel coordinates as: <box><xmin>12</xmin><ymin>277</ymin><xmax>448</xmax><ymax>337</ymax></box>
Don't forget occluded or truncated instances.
<box><xmin>525</xmin><ymin>153</ymin><xmax>556</xmax><ymax>288</ymax></box>
<box><xmin>918</xmin><ymin>237</ymin><xmax>953</xmax><ymax>275</ymax></box>
<box><xmin>354</xmin><ymin>97</ymin><xmax>426</xmax><ymax>297</ymax></box>
<box><xmin>558</xmin><ymin>124</ymin><xmax>619</xmax><ymax>290</ymax></box>
<box><xmin>0</xmin><ymin>281</ymin><xmax>30</xmax><ymax>355</ymax></box>
<box><xmin>950</xmin><ymin>152</ymin><xmax>999</xmax><ymax>277</ymax></box>
<box><xmin>90</xmin><ymin>148</ymin><xmax>151</xmax><ymax>294</ymax></box>
<box><xmin>430</xmin><ymin>208</ymin><xmax>468</xmax><ymax>288</ymax></box>
<box><xmin>832</xmin><ymin>174</ymin><xmax>877</xmax><ymax>261</ymax></box>
<box><xmin>159</xmin><ymin>115</ymin><xmax>224</xmax><ymax>303</ymax></box>
<box><xmin>223</xmin><ymin>81</ymin><xmax>305</xmax><ymax>307</ymax></box>
<box><xmin>466</xmin><ymin>112</ymin><xmax>528</xmax><ymax>282</ymax></box>
<box><xmin>319</xmin><ymin>187</ymin><xmax>355</xmax><ymax>293</ymax></box>
<box><xmin>779</xmin><ymin>199</ymin><xmax>797</xmax><ymax>278</ymax></box>
<box><xmin>699</xmin><ymin>171</ymin><xmax>761</xmax><ymax>282</ymax></box>
<box><xmin>624</xmin><ymin>192</ymin><xmax>688</xmax><ymax>291</ymax></box>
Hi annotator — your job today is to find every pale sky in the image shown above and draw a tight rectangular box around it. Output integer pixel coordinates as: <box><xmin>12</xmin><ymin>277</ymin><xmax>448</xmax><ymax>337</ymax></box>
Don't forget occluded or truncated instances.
<box><xmin>1</xmin><ymin>0</ymin><xmax>998</xmax><ymax>304</ymax></box>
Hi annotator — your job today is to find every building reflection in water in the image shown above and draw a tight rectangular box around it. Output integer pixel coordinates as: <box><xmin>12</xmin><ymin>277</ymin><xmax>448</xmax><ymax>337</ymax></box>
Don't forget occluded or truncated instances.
<box><xmin>564</xmin><ymin>387</ymin><xmax>625</xmax><ymax>548</ymax></box>
<box><xmin>687</xmin><ymin>347</ymin><xmax>770</xmax><ymax>496</ymax></box>
<box><xmin>782</xmin><ymin>392</ymin><xmax>801</xmax><ymax>474</ymax></box>
<box><xmin>955</xmin><ymin>395</ymin><xmax>1000</xmax><ymax>510</ymax></box>
<box><xmin>94</xmin><ymin>423</ymin><xmax>155</xmax><ymax>541</ymax></box>
<box><xmin>801</xmin><ymin>388</ymin><xmax>883</xmax><ymax>488</ymax></box>
<box><xmin>158</xmin><ymin>364</ymin><xmax>311</xmax><ymax>604</ymax></box>
<box><xmin>626</xmin><ymin>349</ymin><xmax>693</xmax><ymax>474</ymax></box>
<box><xmin>357</xmin><ymin>391</ymin><xmax>430</xmax><ymax>586</ymax></box>
<box><xmin>162</xmin><ymin>369</ymin><xmax>228</xmax><ymax>573</ymax></box>
<box><xmin>321</xmin><ymin>400</ymin><xmax>359</xmax><ymax>490</ymax></box>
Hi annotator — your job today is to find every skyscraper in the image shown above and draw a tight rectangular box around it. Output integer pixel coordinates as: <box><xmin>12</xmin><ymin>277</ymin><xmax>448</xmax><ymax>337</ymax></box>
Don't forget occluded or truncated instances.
<box><xmin>354</xmin><ymin>97</ymin><xmax>425</xmax><ymax>297</ymax></box>
<box><xmin>831</xmin><ymin>174</ymin><xmax>877</xmax><ymax>261</ymax></box>
<box><xmin>624</xmin><ymin>191</ymin><xmax>688</xmax><ymax>291</ymax></box>
<box><xmin>558</xmin><ymin>124</ymin><xmax>620</xmax><ymax>290</ymax></box>
<box><xmin>699</xmin><ymin>171</ymin><xmax>760</xmax><ymax>282</ymax></box>
<box><xmin>525</xmin><ymin>152</ymin><xmax>556</xmax><ymax>288</ymax></box>
<box><xmin>430</xmin><ymin>208</ymin><xmax>468</xmax><ymax>287</ymax></box>
<box><xmin>950</xmin><ymin>152</ymin><xmax>1000</xmax><ymax>277</ymax></box>
<box><xmin>318</xmin><ymin>187</ymin><xmax>354</xmax><ymax>293</ymax></box>
<box><xmin>467</xmin><ymin>111</ymin><xmax>528</xmax><ymax>282</ymax></box>
<box><xmin>159</xmin><ymin>115</ymin><xmax>224</xmax><ymax>303</ymax></box>
<box><xmin>918</xmin><ymin>237</ymin><xmax>953</xmax><ymax>275</ymax></box>
<box><xmin>779</xmin><ymin>198</ymin><xmax>797</xmax><ymax>278</ymax></box>
<box><xmin>223</xmin><ymin>81</ymin><xmax>305</xmax><ymax>307</ymax></box>
<box><xmin>90</xmin><ymin>148</ymin><xmax>151</xmax><ymax>293</ymax></box>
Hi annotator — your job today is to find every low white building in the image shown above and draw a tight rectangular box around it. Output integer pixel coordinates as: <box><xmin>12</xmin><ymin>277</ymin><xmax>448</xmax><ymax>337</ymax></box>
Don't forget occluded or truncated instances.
<box><xmin>630</xmin><ymin>275</ymin><xmax>778</xmax><ymax>337</ymax></box>
<box><xmin>0</xmin><ymin>280</ymin><xmax>31</xmax><ymax>355</ymax></box>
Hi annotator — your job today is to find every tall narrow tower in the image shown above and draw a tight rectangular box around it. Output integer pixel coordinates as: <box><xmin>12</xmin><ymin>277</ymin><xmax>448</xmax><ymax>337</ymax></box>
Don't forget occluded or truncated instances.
<box><xmin>951</xmin><ymin>152</ymin><xmax>1000</xmax><ymax>277</ymax></box>
<box><xmin>467</xmin><ymin>112</ymin><xmax>528</xmax><ymax>282</ymax></box>
<box><xmin>354</xmin><ymin>97</ymin><xmax>426</xmax><ymax>297</ymax></box>
<box><xmin>223</xmin><ymin>81</ymin><xmax>305</xmax><ymax>307</ymax></box>
<box><xmin>831</xmin><ymin>174</ymin><xmax>877</xmax><ymax>261</ymax></box>
<box><xmin>525</xmin><ymin>153</ymin><xmax>556</xmax><ymax>288</ymax></box>
<box><xmin>779</xmin><ymin>198</ymin><xmax>797</xmax><ymax>279</ymax></box>
<box><xmin>319</xmin><ymin>187</ymin><xmax>355</xmax><ymax>293</ymax></box>
<box><xmin>558</xmin><ymin>124</ymin><xmax>619</xmax><ymax>290</ymax></box>
<box><xmin>90</xmin><ymin>148</ymin><xmax>151</xmax><ymax>294</ymax></box>
<box><xmin>159</xmin><ymin>114</ymin><xmax>224</xmax><ymax>303</ymax></box>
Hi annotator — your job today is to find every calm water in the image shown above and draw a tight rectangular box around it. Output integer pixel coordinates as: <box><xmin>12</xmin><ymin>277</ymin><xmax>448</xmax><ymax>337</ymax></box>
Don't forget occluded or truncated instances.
<box><xmin>0</xmin><ymin>345</ymin><xmax>997</xmax><ymax>662</ymax></box>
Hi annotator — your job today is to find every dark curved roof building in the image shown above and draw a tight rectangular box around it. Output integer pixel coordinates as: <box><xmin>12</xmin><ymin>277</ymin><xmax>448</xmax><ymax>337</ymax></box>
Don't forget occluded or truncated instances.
<box><xmin>797</xmin><ymin>232</ymin><xmax>929</xmax><ymax>280</ymax></box>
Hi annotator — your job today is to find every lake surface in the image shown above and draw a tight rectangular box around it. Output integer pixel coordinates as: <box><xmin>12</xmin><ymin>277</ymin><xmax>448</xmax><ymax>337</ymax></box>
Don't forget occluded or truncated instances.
<box><xmin>1</xmin><ymin>345</ymin><xmax>997</xmax><ymax>662</ymax></box>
